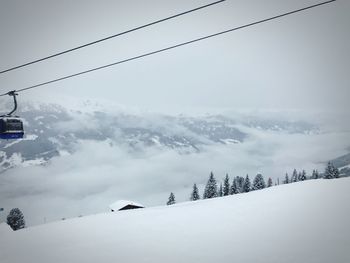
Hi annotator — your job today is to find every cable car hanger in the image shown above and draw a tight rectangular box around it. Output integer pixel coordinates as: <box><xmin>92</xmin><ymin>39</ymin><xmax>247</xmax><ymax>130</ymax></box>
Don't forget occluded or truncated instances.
<box><xmin>2</xmin><ymin>90</ymin><xmax>19</xmax><ymax>116</ymax></box>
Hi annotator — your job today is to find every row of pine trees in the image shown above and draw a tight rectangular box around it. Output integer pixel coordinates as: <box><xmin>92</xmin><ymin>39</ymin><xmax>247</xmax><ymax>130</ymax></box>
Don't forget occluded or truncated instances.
<box><xmin>167</xmin><ymin>161</ymin><xmax>341</xmax><ymax>205</ymax></box>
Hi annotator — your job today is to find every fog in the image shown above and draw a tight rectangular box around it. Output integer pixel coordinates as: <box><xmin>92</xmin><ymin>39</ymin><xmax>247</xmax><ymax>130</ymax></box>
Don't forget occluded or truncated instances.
<box><xmin>1</xmin><ymin>109</ymin><xmax>349</xmax><ymax>225</ymax></box>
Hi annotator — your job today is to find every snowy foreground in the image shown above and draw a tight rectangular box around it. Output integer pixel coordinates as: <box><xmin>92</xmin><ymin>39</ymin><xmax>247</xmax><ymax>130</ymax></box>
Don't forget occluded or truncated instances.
<box><xmin>1</xmin><ymin>178</ymin><xmax>349</xmax><ymax>263</ymax></box>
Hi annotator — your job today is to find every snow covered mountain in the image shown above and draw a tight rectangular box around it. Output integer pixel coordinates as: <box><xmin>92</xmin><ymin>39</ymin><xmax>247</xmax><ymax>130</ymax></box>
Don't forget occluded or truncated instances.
<box><xmin>1</xmin><ymin>177</ymin><xmax>349</xmax><ymax>263</ymax></box>
<box><xmin>0</xmin><ymin>102</ymin><xmax>318</xmax><ymax>172</ymax></box>
<box><xmin>331</xmin><ymin>152</ymin><xmax>350</xmax><ymax>177</ymax></box>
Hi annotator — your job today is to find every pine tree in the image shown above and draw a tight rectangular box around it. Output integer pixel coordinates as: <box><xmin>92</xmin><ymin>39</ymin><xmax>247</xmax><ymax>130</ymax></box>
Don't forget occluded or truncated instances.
<box><xmin>291</xmin><ymin>169</ymin><xmax>298</xmax><ymax>182</ymax></box>
<box><xmin>230</xmin><ymin>177</ymin><xmax>239</xmax><ymax>195</ymax></box>
<box><xmin>237</xmin><ymin>176</ymin><xmax>245</xmax><ymax>193</ymax></box>
<box><xmin>324</xmin><ymin>162</ymin><xmax>340</xmax><ymax>179</ymax></box>
<box><xmin>297</xmin><ymin>172</ymin><xmax>302</xmax><ymax>181</ymax></box>
<box><xmin>243</xmin><ymin>175</ymin><xmax>251</xmax><ymax>193</ymax></box>
<box><xmin>324</xmin><ymin>162</ymin><xmax>333</xmax><ymax>179</ymax></box>
<box><xmin>334</xmin><ymin>166</ymin><xmax>340</xmax><ymax>178</ymax></box>
<box><xmin>218</xmin><ymin>183</ymin><xmax>223</xmax><ymax>197</ymax></box>
<box><xmin>167</xmin><ymin>192</ymin><xmax>176</xmax><ymax>205</ymax></box>
<box><xmin>7</xmin><ymin>208</ymin><xmax>25</xmax><ymax>231</ymax></box>
<box><xmin>267</xmin><ymin>177</ymin><xmax>273</xmax><ymax>187</ymax></box>
<box><xmin>203</xmin><ymin>172</ymin><xmax>218</xmax><ymax>199</ymax></box>
<box><xmin>312</xmin><ymin>169</ymin><xmax>319</xmax><ymax>179</ymax></box>
<box><xmin>299</xmin><ymin>170</ymin><xmax>307</xmax><ymax>181</ymax></box>
<box><xmin>190</xmin><ymin>183</ymin><xmax>200</xmax><ymax>201</ymax></box>
<box><xmin>223</xmin><ymin>174</ymin><xmax>230</xmax><ymax>196</ymax></box>
<box><xmin>284</xmin><ymin>173</ymin><xmax>289</xmax><ymax>184</ymax></box>
<box><xmin>252</xmin><ymin>174</ymin><xmax>266</xmax><ymax>190</ymax></box>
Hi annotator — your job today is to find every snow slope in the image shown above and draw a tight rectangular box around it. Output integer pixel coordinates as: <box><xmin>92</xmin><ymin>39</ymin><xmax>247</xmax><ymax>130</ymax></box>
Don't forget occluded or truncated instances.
<box><xmin>0</xmin><ymin>178</ymin><xmax>349</xmax><ymax>263</ymax></box>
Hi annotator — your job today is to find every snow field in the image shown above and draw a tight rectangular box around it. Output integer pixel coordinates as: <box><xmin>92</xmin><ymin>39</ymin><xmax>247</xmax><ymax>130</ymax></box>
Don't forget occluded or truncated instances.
<box><xmin>0</xmin><ymin>178</ymin><xmax>349</xmax><ymax>263</ymax></box>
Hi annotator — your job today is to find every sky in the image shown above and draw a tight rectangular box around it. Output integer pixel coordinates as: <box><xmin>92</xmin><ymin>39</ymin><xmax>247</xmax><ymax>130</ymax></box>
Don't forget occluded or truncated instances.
<box><xmin>0</xmin><ymin>0</ymin><xmax>349</xmax><ymax>226</ymax></box>
<box><xmin>0</xmin><ymin>0</ymin><xmax>348</xmax><ymax>113</ymax></box>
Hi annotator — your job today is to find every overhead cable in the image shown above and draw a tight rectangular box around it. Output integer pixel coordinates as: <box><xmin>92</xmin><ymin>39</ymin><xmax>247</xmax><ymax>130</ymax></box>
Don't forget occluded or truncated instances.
<box><xmin>0</xmin><ymin>0</ymin><xmax>226</xmax><ymax>75</ymax></box>
<box><xmin>0</xmin><ymin>0</ymin><xmax>336</xmax><ymax>97</ymax></box>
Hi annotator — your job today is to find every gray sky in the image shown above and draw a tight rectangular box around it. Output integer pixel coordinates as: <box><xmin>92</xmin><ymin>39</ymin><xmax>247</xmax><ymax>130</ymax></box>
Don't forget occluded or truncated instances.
<box><xmin>0</xmin><ymin>0</ymin><xmax>348</xmax><ymax>113</ymax></box>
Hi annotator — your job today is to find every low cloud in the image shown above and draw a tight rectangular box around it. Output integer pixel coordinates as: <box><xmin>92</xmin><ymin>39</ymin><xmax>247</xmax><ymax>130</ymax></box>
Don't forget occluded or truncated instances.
<box><xmin>1</xmin><ymin>117</ymin><xmax>349</xmax><ymax>226</ymax></box>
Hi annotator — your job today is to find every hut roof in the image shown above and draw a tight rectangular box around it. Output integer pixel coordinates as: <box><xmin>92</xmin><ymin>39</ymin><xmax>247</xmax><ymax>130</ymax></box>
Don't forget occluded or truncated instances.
<box><xmin>109</xmin><ymin>200</ymin><xmax>144</xmax><ymax>211</ymax></box>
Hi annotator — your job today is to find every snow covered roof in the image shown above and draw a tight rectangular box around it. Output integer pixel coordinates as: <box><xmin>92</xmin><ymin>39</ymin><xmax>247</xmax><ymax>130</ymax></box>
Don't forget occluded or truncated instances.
<box><xmin>109</xmin><ymin>200</ymin><xmax>144</xmax><ymax>211</ymax></box>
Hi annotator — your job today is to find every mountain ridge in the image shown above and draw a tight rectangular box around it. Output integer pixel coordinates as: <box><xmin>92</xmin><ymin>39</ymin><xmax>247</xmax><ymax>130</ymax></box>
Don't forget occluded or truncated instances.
<box><xmin>0</xmin><ymin>102</ymin><xmax>320</xmax><ymax>172</ymax></box>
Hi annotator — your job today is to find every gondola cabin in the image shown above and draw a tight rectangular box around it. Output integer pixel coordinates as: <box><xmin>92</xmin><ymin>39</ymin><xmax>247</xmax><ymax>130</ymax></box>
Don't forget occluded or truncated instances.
<box><xmin>0</xmin><ymin>117</ymin><xmax>24</xmax><ymax>139</ymax></box>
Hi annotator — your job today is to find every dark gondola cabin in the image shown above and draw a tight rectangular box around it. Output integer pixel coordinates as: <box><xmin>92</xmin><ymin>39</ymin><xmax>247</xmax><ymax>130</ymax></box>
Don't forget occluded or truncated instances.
<box><xmin>0</xmin><ymin>117</ymin><xmax>24</xmax><ymax>139</ymax></box>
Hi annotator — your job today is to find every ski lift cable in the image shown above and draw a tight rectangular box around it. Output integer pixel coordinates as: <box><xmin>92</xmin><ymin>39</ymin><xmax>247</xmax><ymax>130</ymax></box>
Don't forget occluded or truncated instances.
<box><xmin>0</xmin><ymin>0</ymin><xmax>336</xmax><ymax>97</ymax></box>
<box><xmin>0</xmin><ymin>0</ymin><xmax>226</xmax><ymax>75</ymax></box>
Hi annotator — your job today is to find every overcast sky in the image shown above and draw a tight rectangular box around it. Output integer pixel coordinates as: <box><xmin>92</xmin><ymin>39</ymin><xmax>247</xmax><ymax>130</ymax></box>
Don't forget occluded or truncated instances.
<box><xmin>0</xmin><ymin>0</ymin><xmax>348</xmax><ymax>113</ymax></box>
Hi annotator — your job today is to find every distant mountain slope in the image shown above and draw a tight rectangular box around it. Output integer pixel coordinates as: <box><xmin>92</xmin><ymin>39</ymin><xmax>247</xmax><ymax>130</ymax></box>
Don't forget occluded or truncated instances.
<box><xmin>0</xmin><ymin>102</ymin><xmax>318</xmax><ymax>172</ymax></box>
<box><xmin>331</xmin><ymin>152</ymin><xmax>350</xmax><ymax>177</ymax></box>
<box><xmin>331</xmin><ymin>152</ymin><xmax>350</xmax><ymax>168</ymax></box>
<box><xmin>1</xmin><ymin>178</ymin><xmax>349</xmax><ymax>263</ymax></box>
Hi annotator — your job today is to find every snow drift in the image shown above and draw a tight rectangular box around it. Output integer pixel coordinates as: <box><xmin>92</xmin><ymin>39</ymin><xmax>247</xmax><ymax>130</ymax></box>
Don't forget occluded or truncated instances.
<box><xmin>0</xmin><ymin>178</ymin><xmax>349</xmax><ymax>263</ymax></box>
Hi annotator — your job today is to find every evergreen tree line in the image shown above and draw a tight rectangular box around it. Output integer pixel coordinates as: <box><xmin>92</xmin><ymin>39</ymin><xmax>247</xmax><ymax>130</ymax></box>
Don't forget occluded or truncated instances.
<box><xmin>284</xmin><ymin>162</ymin><xmax>340</xmax><ymax>184</ymax></box>
<box><xmin>194</xmin><ymin>172</ymin><xmax>271</xmax><ymax>201</ymax></box>
<box><xmin>166</xmin><ymin>161</ymin><xmax>342</xmax><ymax>205</ymax></box>
<box><xmin>167</xmin><ymin>172</ymin><xmax>272</xmax><ymax>205</ymax></box>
